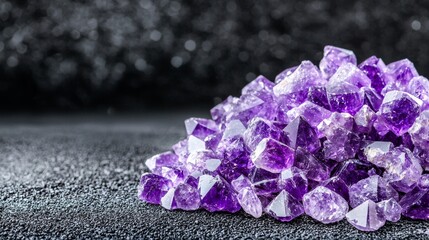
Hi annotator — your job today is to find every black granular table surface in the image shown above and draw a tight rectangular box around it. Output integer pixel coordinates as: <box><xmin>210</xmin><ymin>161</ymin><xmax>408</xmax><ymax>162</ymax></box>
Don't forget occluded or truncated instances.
<box><xmin>0</xmin><ymin>112</ymin><xmax>428</xmax><ymax>239</ymax></box>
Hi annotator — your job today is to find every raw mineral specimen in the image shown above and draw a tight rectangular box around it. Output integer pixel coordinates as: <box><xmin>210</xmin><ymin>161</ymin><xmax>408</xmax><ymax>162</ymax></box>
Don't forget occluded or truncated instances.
<box><xmin>139</xmin><ymin>45</ymin><xmax>429</xmax><ymax>231</ymax></box>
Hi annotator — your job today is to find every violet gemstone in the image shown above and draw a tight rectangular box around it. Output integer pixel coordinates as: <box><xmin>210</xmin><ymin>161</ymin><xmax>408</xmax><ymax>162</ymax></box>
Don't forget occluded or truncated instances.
<box><xmin>231</xmin><ymin>176</ymin><xmax>263</xmax><ymax>218</ymax></box>
<box><xmin>243</xmin><ymin>117</ymin><xmax>289</xmax><ymax>151</ymax></box>
<box><xmin>354</xmin><ymin>105</ymin><xmax>376</xmax><ymax>133</ymax></box>
<box><xmin>376</xmin><ymin>198</ymin><xmax>402</xmax><ymax>222</ymax></box>
<box><xmin>242</xmin><ymin>75</ymin><xmax>275</xmax><ymax>102</ymax></box>
<box><xmin>320</xmin><ymin>176</ymin><xmax>350</xmax><ymax>202</ymax></box>
<box><xmin>266</xmin><ymin>190</ymin><xmax>304</xmax><ymax>222</ymax></box>
<box><xmin>275</xmin><ymin>66</ymin><xmax>298</xmax><ymax>84</ymax></box>
<box><xmin>406</xmin><ymin>76</ymin><xmax>429</xmax><ymax>109</ymax></box>
<box><xmin>323</xmin><ymin>129</ymin><xmax>360</xmax><ymax>162</ymax></box>
<box><xmin>387</xmin><ymin>58</ymin><xmax>419</xmax><ymax>87</ymax></box>
<box><xmin>363</xmin><ymin>141</ymin><xmax>394</xmax><ymax>167</ymax></box>
<box><xmin>278</xmin><ymin>167</ymin><xmax>308</xmax><ymax>200</ymax></box>
<box><xmin>161</xmin><ymin>182</ymin><xmax>200</xmax><ymax>211</ymax></box>
<box><xmin>382</xmin><ymin>147</ymin><xmax>423</xmax><ymax>193</ymax></box>
<box><xmin>231</xmin><ymin>175</ymin><xmax>253</xmax><ymax>191</ymax></box>
<box><xmin>332</xmin><ymin>159</ymin><xmax>373</xmax><ymax>186</ymax></box>
<box><xmin>363</xmin><ymin>87</ymin><xmax>383</xmax><ymax>112</ymax></box>
<box><xmin>409</xmin><ymin>110</ymin><xmax>429</xmax><ymax>151</ymax></box>
<box><xmin>318</xmin><ymin>112</ymin><xmax>354</xmax><ymax>138</ymax></box>
<box><xmin>185</xmin><ymin>118</ymin><xmax>218</xmax><ymax>139</ymax></box>
<box><xmin>227</xmin><ymin>94</ymin><xmax>277</xmax><ymax>126</ymax></box>
<box><xmin>319</xmin><ymin>45</ymin><xmax>357</xmax><ymax>79</ymax></box>
<box><xmin>286</xmin><ymin>101</ymin><xmax>332</xmax><ymax>129</ymax></box>
<box><xmin>210</xmin><ymin>96</ymin><xmax>239</xmax><ymax>125</ymax></box>
<box><xmin>145</xmin><ymin>151</ymin><xmax>180</xmax><ymax>173</ymax></box>
<box><xmin>274</xmin><ymin>60</ymin><xmax>326</xmax><ymax>108</ymax></box>
<box><xmin>294</xmin><ymin>147</ymin><xmax>330</xmax><ymax>182</ymax></box>
<box><xmin>138</xmin><ymin>173</ymin><xmax>173</xmax><ymax>204</ymax></box>
<box><xmin>358</xmin><ymin>56</ymin><xmax>390</xmax><ymax>94</ymax></box>
<box><xmin>249</xmin><ymin>168</ymin><xmax>280</xmax><ymax>196</ymax></box>
<box><xmin>399</xmin><ymin>175</ymin><xmax>429</xmax><ymax>220</ymax></box>
<box><xmin>378</xmin><ymin>90</ymin><xmax>423</xmax><ymax>136</ymax></box>
<box><xmin>413</xmin><ymin>147</ymin><xmax>429</xmax><ymax>171</ymax></box>
<box><xmin>346</xmin><ymin>200</ymin><xmax>386</xmax><ymax>232</ymax></box>
<box><xmin>284</xmin><ymin>116</ymin><xmax>321</xmax><ymax>153</ymax></box>
<box><xmin>251</xmin><ymin>138</ymin><xmax>295</xmax><ymax>173</ymax></box>
<box><xmin>138</xmin><ymin>45</ymin><xmax>429</xmax><ymax>230</ymax></box>
<box><xmin>198</xmin><ymin>174</ymin><xmax>241</xmax><ymax>213</ymax></box>
<box><xmin>348</xmin><ymin>175</ymin><xmax>399</xmax><ymax>208</ymax></box>
<box><xmin>186</xmin><ymin>150</ymin><xmax>221</xmax><ymax>175</ymax></box>
<box><xmin>307</xmin><ymin>86</ymin><xmax>331</xmax><ymax>110</ymax></box>
<box><xmin>303</xmin><ymin>186</ymin><xmax>349</xmax><ymax>224</ymax></box>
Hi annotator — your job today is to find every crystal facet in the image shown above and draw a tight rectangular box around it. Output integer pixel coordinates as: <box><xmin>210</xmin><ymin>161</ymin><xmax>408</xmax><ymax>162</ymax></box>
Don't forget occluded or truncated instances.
<box><xmin>139</xmin><ymin>45</ymin><xmax>429</xmax><ymax>231</ymax></box>
<box><xmin>266</xmin><ymin>190</ymin><xmax>304</xmax><ymax>222</ymax></box>
<box><xmin>251</xmin><ymin>138</ymin><xmax>295</xmax><ymax>173</ymax></box>
<box><xmin>346</xmin><ymin>200</ymin><xmax>386</xmax><ymax>232</ymax></box>
<box><xmin>303</xmin><ymin>186</ymin><xmax>349</xmax><ymax>224</ymax></box>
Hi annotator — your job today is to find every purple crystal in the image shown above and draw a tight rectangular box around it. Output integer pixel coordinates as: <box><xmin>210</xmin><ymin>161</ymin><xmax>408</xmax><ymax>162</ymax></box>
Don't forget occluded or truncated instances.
<box><xmin>358</xmin><ymin>56</ymin><xmax>390</xmax><ymax>94</ymax></box>
<box><xmin>265</xmin><ymin>190</ymin><xmax>304</xmax><ymax>222</ymax></box>
<box><xmin>294</xmin><ymin>147</ymin><xmax>330</xmax><ymax>182</ymax></box>
<box><xmin>363</xmin><ymin>87</ymin><xmax>383</xmax><ymax>112</ymax></box>
<box><xmin>378</xmin><ymin>91</ymin><xmax>423</xmax><ymax>136</ymax></box>
<box><xmin>138</xmin><ymin>173</ymin><xmax>173</xmax><ymax>204</ymax></box>
<box><xmin>332</xmin><ymin>159</ymin><xmax>373</xmax><ymax>186</ymax></box>
<box><xmin>286</xmin><ymin>101</ymin><xmax>332</xmax><ymax>129</ymax></box>
<box><xmin>409</xmin><ymin>110</ymin><xmax>429</xmax><ymax>151</ymax></box>
<box><xmin>320</xmin><ymin>176</ymin><xmax>349</xmax><ymax>202</ymax></box>
<box><xmin>318</xmin><ymin>112</ymin><xmax>354</xmax><ymax>138</ymax></box>
<box><xmin>382</xmin><ymin>147</ymin><xmax>423</xmax><ymax>193</ymax></box>
<box><xmin>161</xmin><ymin>182</ymin><xmax>200</xmax><ymax>210</ymax></box>
<box><xmin>242</xmin><ymin>75</ymin><xmax>275</xmax><ymax>101</ymax></box>
<box><xmin>275</xmin><ymin>66</ymin><xmax>298</xmax><ymax>83</ymax></box>
<box><xmin>186</xmin><ymin>150</ymin><xmax>221</xmax><ymax>175</ymax></box>
<box><xmin>231</xmin><ymin>175</ymin><xmax>263</xmax><ymax>218</ymax></box>
<box><xmin>363</xmin><ymin>141</ymin><xmax>394</xmax><ymax>167</ymax></box>
<box><xmin>278</xmin><ymin>167</ymin><xmax>308</xmax><ymax>200</ymax></box>
<box><xmin>216</xmin><ymin>138</ymin><xmax>251</xmax><ymax>182</ymax></box>
<box><xmin>227</xmin><ymin>94</ymin><xmax>277</xmax><ymax>126</ymax></box>
<box><xmin>323</xmin><ymin>128</ymin><xmax>360</xmax><ymax>162</ymax></box>
<box><xmin>346</xmin><ymin>200</ymin><xmax>386</xmax><ymax>232</ymax></box>
<box><xmin>387</xmin><ymin>59</ymin><xmax>419</xmax><ymax>88</ymax></box>
<box><xmin>210</xmin><ymin>96</ymin><xmax>239</xmax><ymax>125</ymax></box>
<box><xmin>249</xmin><ymin>168</ymin><xmax>280</xmax><ymax>196</ymax></box>
<box><xmin>198</xmin><ymin>174</ymin><xmax>241</xmax><ymax>213</ymax></box>
<box><xmin>319</xmin><ymin>45</ymin><xmax>357</xmax><ymax>79</ymax></box>
<box><xmin>376</xmin><ymin>198</ymin><xmax>402</xmax><ymax>222</ymax></box>
<box><xmin>307</xmin><ymin>86</ymin><xmax>331</xmax><ymax>110</ymax></box>
<box><xmin>284</xmin><ymin>117</ymin><xmax>321</xmax><ymax>153</ymax></box>
<box><xmin>303</xmin><ymin>186</ymin><xmax>349</xmax><ymax>224</ymax></box>
<box><xmin>406</xmin><ymin>76</ymin><xmax>429</xmax><ymax>109</ymax></box>
<box><xmin>348</xmin><ymin>175</ymin><xmax>399</xmax><ymax>208</ymax></box>
<box><xmin>243</xmin><ymin>117</ymin><xmax>289</xmax><ymax>151</ymax></box>
<box><xmin>138</xmin><ymin>45</ymin><xmax>429</xmax><ymax>230</ymax></box>
<box><xmin>399</xmin><ymin>175</ymin><xmax>429</xmax><ymax>220</ymax></box>
<box><xmin>274</xmin><ymin>60</ymin><xmax>326</xmax><ymax>108</ymax></box>
<box><xmin>251</xmin><ymin>138</ymin><xmax>295</xmax><ymax>173</ymax></box>
<box><xmin>185</xmin><ymin>118</ymin><xmax>218</xmax><ymax>139</ymax></box>
<box><xmin>145</xmin><ymin>151</ymin><xmax>179</xmax><ymax>173</ymax></box>
<box><xmin>354</xmin><ymin>105</ymin><xmax>377</xmax><ymax>133</ymax></box>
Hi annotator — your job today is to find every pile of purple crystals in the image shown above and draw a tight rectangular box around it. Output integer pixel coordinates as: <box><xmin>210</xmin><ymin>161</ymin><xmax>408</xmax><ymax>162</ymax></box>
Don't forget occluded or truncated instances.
<box><xmin>138</xmin><ymin>46</ymin><xmax>429</xmax><ymax>231</ymax></box>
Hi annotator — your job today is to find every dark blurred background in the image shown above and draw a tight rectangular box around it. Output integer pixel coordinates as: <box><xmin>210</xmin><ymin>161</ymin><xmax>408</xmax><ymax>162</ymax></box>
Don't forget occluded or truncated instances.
<box><xmin>1</xmin><ymin>0</ymin><xmax>429</xmax><ymax>112</ymax></box>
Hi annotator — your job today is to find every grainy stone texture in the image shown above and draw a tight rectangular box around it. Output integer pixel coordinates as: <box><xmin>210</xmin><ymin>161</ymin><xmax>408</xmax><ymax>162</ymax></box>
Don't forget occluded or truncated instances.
<box><xmin>0</xmin><ymin>112</ymin><xmax>428</xmax><ymax>239</ymax></box>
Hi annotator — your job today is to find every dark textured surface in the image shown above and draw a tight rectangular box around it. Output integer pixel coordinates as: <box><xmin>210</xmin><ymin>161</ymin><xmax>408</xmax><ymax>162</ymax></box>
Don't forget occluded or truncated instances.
<box><xmin>2</xmin><ymin>0</ymin><xmax>429</xmax><ymax>110</ymax></box>
<box><xmin>0</xmin><ymin>113</ymin><xmax>428</xmax><ymax>239</ymax></box>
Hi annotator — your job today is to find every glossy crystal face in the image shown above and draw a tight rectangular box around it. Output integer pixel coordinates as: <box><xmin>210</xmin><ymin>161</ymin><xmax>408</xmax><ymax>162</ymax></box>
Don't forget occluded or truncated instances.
<box><xmin>139</xmin><ymin>45</ymin><xmax>429</xmax><ymax>231</ymax></box>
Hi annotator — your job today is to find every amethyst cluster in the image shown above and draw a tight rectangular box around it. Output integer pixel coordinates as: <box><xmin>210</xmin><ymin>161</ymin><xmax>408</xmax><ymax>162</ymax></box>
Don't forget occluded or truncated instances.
<box><xmin>138</xmin><ymin>46</ymin><xmax>429</xmax><ymax>231</ymax></box>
